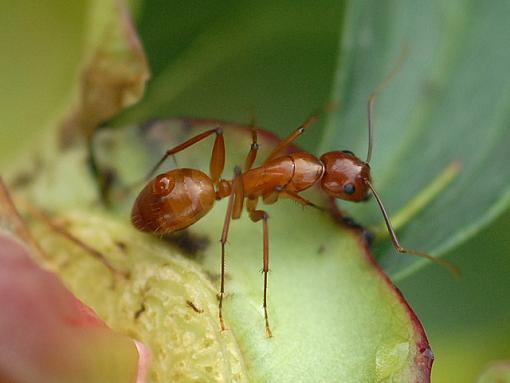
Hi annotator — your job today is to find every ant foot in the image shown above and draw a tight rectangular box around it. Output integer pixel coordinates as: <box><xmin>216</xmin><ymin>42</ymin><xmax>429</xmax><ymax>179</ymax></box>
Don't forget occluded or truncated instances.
<box><xmin>219</xmin><ymin>315</ymin><xmax>226</xmax><ymax>332</ymax></box>
<box><xmin>265</xmin><ymin>324</ymin><xmax>273</xmax><ymax>338</ymax></box>
<box><xmin>264</xmin><ymin>308</ymin><xmax>272</xmax><ymax>337</ymax></box>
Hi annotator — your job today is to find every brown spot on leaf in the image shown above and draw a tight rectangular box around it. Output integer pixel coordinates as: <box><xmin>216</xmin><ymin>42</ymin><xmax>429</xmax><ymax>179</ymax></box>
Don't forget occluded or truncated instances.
<box><xmin>205</xmin><ymin>271</ymin><xmax>221</xmax><ymax>283</ymax></box>
<box><xmin>10</xmin><ymin>172</ymin><xmax>34</xmax><ymax>189</ymax></box>
<box><xmin>327</xmin><ymin>198</ymin><xmax>374</xmax><ymax>247</ymax></box>
<box><xmin>97</xmin><ymin>167</ymin><xmax>119</xmax><ymax>205</ymax></box>
<box><xmin>114</xmin><ymin>240</ymin><xmax>128</xmax><ymax>252</ymax></box>
<box><xmin>186</xmin><ymin>300</ymin><xmax>203</xmax><ymax>313</ymax></box>
<box><xmin>134</xmin><ymin>303</ymin><xmax>146</xmax><ymax>320</ymax></box>
<box><xmin>163</xmin><ymin>230</ymin><xmax>210</xmax><ymax>259</ymax></box>
<box><xmin>9</xmin><ymin>154</ymin><xmax>44</xmax><ymax>190</ymax></box>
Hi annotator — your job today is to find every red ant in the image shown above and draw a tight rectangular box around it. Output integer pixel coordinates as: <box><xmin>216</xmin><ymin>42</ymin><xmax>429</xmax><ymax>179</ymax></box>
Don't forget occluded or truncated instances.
<box><xmin>130</xmin><ymin>58</ymin><xmax>458</xmax><ymax>338</ymax></box>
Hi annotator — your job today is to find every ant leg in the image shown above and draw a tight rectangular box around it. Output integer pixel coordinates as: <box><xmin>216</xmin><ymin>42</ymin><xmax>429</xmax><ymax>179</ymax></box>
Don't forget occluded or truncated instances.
<box><xmin>244</xmin><ymin>127</ymin><xmax>259</xmax><ymax>171</ymax></box>
<box><xmin>366</xmin><ymin>180</ymin><xmax>460</xmax><ymax>277</ymax></box>
<box><xmin>280</xmin><ymin>190</ymin><xmax>324</xmax><ymax>212</ymax></box>
<box><xmin>217</xmin><ymin>125</ymin><xmax>255</xmax><ymax>200</ymax></box>
<box><xmin>262</xmin><ymin>187</ymin><xmax>281</xmax><ymax>205</ymax></box>
<box><xmin>218</xmin><ymin>167</ymin><xmax>243</xmax><ymax>331</ymax></box>
<box><xmin>232</xmin><ymin>169</ymin><xmax>245</xmax><ymax>219</ymax></box>
<box><xmin>144</xmin><ymin>127</ymin><xmax>225</xmax><ymax>184</ymax></box>
<box><xmin>264</xmin><ymin>104</ymin><xmax>332</xmax><ymax>164</ymax></box>
<box><xmin>246</xmin><ymin>196</ymin><xmax>258</xmax><ymax>212</ymax></box>
<box><xmin>247</xmin><ymin>199</ymin><xmax>272</xmax><ymax>337</ymax></box>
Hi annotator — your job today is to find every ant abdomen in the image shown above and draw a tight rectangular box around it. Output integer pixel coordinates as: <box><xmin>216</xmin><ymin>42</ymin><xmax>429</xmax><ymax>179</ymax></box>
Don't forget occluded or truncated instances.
<box><xmin>131</xmin><ymin>168</ymin><xmax>216</xmax><ymax>234</ymax></box>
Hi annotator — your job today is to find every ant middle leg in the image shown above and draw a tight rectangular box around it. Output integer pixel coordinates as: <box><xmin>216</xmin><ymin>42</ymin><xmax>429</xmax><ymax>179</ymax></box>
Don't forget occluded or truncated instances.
<box><xmin>247</xmin><ymin>197</ymin><xmax>272</xmax><ymax>337</ymax></box>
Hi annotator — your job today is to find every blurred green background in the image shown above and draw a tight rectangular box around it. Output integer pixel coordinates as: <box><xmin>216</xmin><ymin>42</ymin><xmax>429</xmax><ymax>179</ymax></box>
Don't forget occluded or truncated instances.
<box><xmin>400</xmin><ymin>208</ymin><xmax>510</xmax><ymax>381</ymax></box>
<box><xmin>1</xmin><ymin>1</ymin><xmax>509</xmax><ymax>381</ymax></box>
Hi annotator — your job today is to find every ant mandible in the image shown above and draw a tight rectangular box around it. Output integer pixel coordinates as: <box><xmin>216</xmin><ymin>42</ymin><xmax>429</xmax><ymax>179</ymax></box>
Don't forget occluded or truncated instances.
<box><xmin>130</xmin><ymin>56</ymin><xmax>458</xmax><ymax>338</ymax></box>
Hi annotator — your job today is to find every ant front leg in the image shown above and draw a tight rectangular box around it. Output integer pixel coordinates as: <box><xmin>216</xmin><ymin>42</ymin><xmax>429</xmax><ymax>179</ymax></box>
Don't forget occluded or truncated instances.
<box><xmin>280</xmin><ymin>190</ymin><xmax>324</xmax><ymax>212</ymax></box>
<box><xmin>218</xmin><ymin>167</ymin><xmax>244</xmax><ymax>331</ymax></box>
<box><xmin>247</xmin><ymin>197</ymin><xmax>272</xmax><ymax>337</ymax></box>
<box><xmin>264</xmin><ymin>104</ymin><xmax>331</xmax><ymax>164</ymax></box>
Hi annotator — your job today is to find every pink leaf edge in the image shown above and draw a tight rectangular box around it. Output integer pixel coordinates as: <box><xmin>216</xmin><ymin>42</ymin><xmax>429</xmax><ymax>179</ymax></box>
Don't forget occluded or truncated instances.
<box><xmin>0</xmin><ymin>232</ymin><xmax>149</xmax><ymax>383</ymax></box>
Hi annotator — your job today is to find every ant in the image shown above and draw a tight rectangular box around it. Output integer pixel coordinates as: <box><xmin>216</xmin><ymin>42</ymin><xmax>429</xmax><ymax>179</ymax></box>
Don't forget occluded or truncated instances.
<box><xmin>130</xmin><ymin>56</ymin><xmax>458</xmax><ymax>338</ymax></box>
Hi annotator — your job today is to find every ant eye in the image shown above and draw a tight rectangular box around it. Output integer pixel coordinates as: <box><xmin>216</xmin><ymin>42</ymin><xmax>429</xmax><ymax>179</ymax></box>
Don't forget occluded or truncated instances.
<box><xmin>343</xmin><ymin>183</ymin><xmax>355</xmax><ymax>195</ymax></box>
<box><xmin>342</xmin><ymin>150</ymin><xmax>355</xmax><ymax>156</ymax></box>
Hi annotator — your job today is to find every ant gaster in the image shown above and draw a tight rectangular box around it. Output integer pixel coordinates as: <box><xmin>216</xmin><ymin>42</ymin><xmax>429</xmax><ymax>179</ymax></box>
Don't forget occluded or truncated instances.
<box><xmin>131</xmin><ymin>56</ymin><xmax>458</xmax><ymax>338</ymax></box>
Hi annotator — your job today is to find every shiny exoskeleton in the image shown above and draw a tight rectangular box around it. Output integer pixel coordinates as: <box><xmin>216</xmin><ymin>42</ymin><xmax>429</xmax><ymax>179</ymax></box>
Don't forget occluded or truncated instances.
<box><xmin>131</xmin><ymin>56</ymin><xmax>458</xmax><ymax>337</ymax></box>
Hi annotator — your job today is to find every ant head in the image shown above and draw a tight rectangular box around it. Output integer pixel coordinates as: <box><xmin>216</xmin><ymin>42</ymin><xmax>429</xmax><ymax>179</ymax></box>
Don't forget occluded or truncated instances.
<box><xmin>319</xmin><ymin>151</ymin><xmax>371</xmax><ymax>202</ymax></box>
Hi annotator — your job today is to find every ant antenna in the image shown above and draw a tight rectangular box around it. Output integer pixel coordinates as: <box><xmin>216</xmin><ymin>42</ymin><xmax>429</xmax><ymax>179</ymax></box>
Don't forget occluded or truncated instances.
<box><xmin>366</xmin><ymin>46</ymin><xmax>410</xmax><ymax>163</ymax></box>
<box><xmin>366</xmin><ymin>180</ymin><xmax>460</xmax><ymax>277</ymax></box>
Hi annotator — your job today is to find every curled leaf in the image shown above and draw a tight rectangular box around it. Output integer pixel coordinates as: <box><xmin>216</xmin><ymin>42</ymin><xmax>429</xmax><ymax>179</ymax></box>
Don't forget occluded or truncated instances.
<box><xmin>60</xmin><ymin>0</ymin><xmax>150</xmax><ymax>144</ymax></box>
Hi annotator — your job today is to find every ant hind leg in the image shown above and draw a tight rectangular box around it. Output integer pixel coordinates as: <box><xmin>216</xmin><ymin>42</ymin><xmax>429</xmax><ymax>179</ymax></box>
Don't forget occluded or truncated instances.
<box><xmin>247</xmin><ymin>198</ymin><xmax>272</xmax><ymax>337</ymax></box>
<box><xmin>139</xmin><ymin>127</ymin><xmax>226</xmax><ymax>189</ymax></box>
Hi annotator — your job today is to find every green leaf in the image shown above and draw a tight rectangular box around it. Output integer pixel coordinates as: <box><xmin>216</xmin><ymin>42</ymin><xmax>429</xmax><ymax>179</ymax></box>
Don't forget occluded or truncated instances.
<box><xmin>0</xmin><ymin>0</ymin><xmax>149</xmax><ymax>168</ymax></box>
<box><xmin>60</xmin><ymin>0</ymin><xmax>149</xmax><ymax>141</ymax></box>
<box><xmin>0</xmin><ymin>1</ymin><xmax>87</xmax><ymax>165</ymax></box>
<box><xmin>324</xmin><ymin>1</ymin><xmax>510</xmax><ymax>279</ymax></box>
<box><xmin>398</xmin><ymin>206</ymin><xmax>510</xmax><ymax>382</ymax></box>
<box><xmin>477</xmin><ymin>361</ymin><xmax>510</xmax><ymax>383</ymax></box>
<box><xmin>83</xmin><ymin>120</ymin><xmax>432</xmax><ymax>381</ymax></box>
<box><xmin>5</xmin><ymin>1</ymin><xmax>482</xmax><ymax>380</ymax></box>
